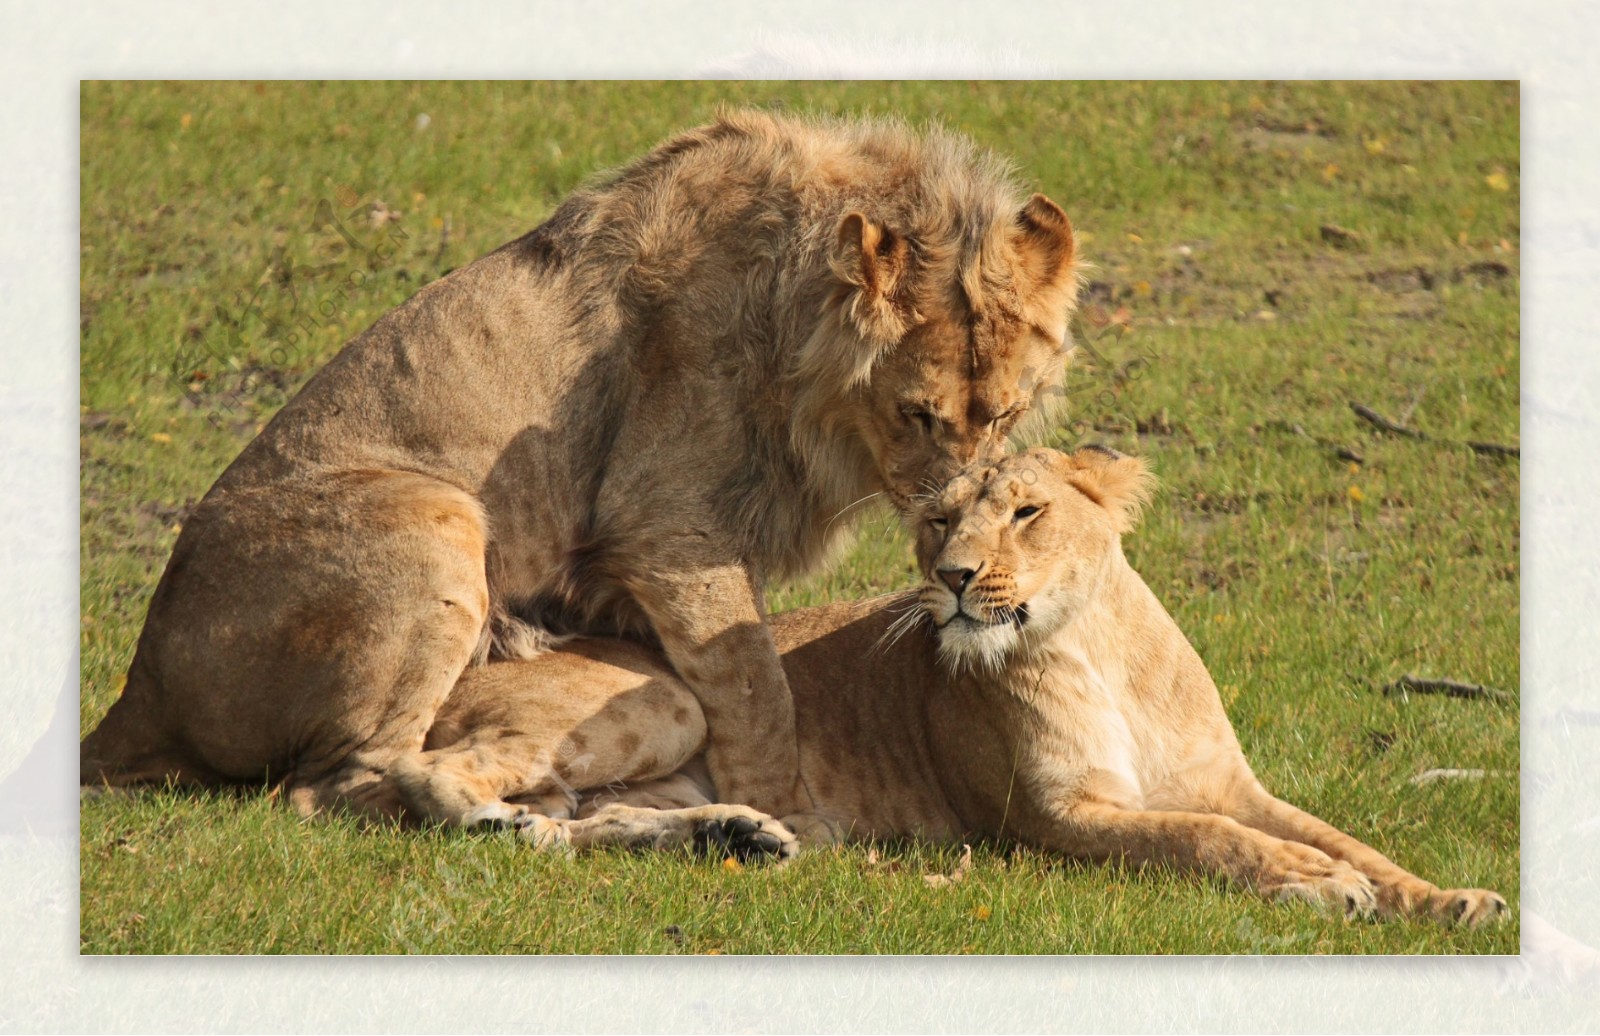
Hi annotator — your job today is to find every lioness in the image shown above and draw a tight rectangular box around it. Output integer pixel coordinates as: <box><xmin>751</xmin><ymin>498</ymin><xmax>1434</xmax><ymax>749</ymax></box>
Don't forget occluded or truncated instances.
<box><xmin>391</xmin><ymin>447</ymin><xmax>1507</xmax><ymax>926</ymax></box>
<box><xmin>80</xmin><ymin>111</ymin><xmax>1081</xmax><ymax>821</ymax></box>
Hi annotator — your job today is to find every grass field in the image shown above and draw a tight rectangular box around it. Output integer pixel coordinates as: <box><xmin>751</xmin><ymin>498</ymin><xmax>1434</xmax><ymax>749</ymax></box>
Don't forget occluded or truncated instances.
<box><xmin>78</xmin><ymin>80</ymin><xmax>1520</xmax><ymax>954</ymax></box>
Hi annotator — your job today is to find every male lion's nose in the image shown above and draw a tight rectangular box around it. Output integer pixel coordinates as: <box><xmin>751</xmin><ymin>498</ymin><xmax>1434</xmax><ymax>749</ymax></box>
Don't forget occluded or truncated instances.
<box><xmin>938</xmin><ymin>567</ymin><xmax>976</xmax><ymax>596</ymax></box>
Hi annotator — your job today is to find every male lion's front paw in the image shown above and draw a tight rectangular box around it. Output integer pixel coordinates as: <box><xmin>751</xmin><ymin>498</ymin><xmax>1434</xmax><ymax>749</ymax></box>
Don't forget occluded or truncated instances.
<box><xmin>513</xmin><ymin>812</ymin><xmax>573</xmax><ymax>852</ymax></box>
<box><xmin>1431</xmin><ymin>888</ymin><xmax>1508</xmax><ymax>927</ymax></box>
<box><xmin>1262</xmin><ymin>848</ymin><xmax>1377</xmax><ymax>919</ymax></box>
<box><xmin>691</xmin><ymin>806</ymin><xmax>799</xmax><ymax>863</ymax></box>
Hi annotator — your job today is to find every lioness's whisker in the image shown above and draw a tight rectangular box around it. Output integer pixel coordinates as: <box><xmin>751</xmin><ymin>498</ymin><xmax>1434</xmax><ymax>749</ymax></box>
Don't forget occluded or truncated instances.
<box><xmin>872</xmin><ymin>601</ymin><xmax>932</xmax><ymax>654</ymax></box>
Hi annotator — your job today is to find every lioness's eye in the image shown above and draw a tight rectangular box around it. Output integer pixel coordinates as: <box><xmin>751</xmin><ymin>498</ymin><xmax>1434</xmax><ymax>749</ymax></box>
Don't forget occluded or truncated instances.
<box><xmin>1014</xmin><ymin>505</ymin><xmax>1041</xmax><ymax>521</ymax></box>
<box><xmin>929</xmin><ymin>516</ymin><xmax>948</xmax><ymax>531</ymax></box>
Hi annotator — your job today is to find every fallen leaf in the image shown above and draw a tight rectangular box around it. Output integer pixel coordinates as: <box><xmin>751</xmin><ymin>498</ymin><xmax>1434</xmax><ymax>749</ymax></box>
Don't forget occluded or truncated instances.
<box><xmin>150</xmin><ymin>432</ymin><xmax>172</xmax><ymax>444</ymax></box>
<box><xmin>971</xmin><ymin>905</ymin><xmax>992</xmax><ymax>921</ymax></box>
<box><xmin>1348</xmin><ymin>485</ymin><xmax>1365</xmax><ymax>503</ymax></box>
<box><xmin>1485</xmin><ymin>171</ymin><xmax>1510</xmax><ymax>192</ymax></box>
<box><xmin>924</xmin><ymin>844</ymin><xmax>972</xmax><ymax>888</ymax></box>
<box><xmin>721</xmin><ymin>856</ymin><xmax>743</xmax><ymax>873</ymax></box>
<box><xmin>368</xmin><ymin>201</ymin><xmax>403</xmax><ymax>228</ymax></box>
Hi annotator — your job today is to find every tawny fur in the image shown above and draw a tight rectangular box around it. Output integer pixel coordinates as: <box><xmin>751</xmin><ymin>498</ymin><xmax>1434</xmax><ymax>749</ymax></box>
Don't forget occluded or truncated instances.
<box><xmin>79</xmin><ymin>111</ymin><xmax>1081</xmax><ymax>819</ymax></box>
<box><xmin>398</xmin><ymin>447</ymin><xmax>1507</xmax><ymax>927</ymax></box>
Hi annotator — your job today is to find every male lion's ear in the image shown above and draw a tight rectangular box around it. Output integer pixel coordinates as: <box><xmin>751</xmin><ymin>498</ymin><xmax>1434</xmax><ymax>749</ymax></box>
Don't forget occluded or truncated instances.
<box><xmin>831</xmin><ymin>211</ymin><xmax>912</xmax><ymax>346</ymax></box>
<box><xmin>1014</xmin><ymin>193</ymin><xmax>1077</xmax><ymax>290</ymax></box>
<box><xmin>1057</xmin><ymin>446</ymin><xmax>1155</xmax><ymax>533</ymax></box>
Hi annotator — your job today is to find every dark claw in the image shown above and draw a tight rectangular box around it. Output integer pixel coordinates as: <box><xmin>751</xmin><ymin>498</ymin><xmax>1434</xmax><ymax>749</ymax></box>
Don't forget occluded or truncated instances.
<box><xmin>693</xmin><ymin>819</ymin><xmax>731</xmax><ymax>855</ymax></box>
<box><xmin>692</xmin><ymin>815</ymin><xmax>788</xmax><ymax>862</ymax></box>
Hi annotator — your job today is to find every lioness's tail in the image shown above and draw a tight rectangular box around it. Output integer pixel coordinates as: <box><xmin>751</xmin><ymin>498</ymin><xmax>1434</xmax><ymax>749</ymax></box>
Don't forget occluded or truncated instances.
<box><xmin>79</xmin><ymin>653</ymin><xmax>214</xmax><ymax>788</ymax></box>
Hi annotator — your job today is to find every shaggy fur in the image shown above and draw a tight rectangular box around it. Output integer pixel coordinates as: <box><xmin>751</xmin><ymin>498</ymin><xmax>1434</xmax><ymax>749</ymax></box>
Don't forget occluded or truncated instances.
<box><xmin>394</xmin><ymin>448</ymin><xmax>1507</xmax><ymax>927</ymax></box>
<box><xmin>79</xmin><ymin>111</ymin><xmax>1081</xmax><ymax>821</ymax></box>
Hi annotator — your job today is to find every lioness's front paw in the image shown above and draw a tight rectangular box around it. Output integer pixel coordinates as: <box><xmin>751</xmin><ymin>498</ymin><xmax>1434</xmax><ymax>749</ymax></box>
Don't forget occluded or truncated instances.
<box><xmin>1431</xmin><ymin>888</ymin><xmax>1508</xmax><ymax>927</ymax></box>
<box><xmin>691</xmin><ymin>806</ymin><xmax>799</xmax><ymax>863</ymax></box>
<box><xmin>1262</xmin><ymin>851</ymin><xmax>1377</xmax><ymax>918</ymax></box>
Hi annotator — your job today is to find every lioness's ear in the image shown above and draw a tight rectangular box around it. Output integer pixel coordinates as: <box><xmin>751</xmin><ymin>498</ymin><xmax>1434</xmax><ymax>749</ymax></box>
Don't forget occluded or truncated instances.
<box><xmin>1057</xmin><ymin>446</ymin><xmax>1155</xmax><ymax>533</ymax></box>
<box><xmin>1014</xmin><ymin>193</ymin><xmax>1077</xmax><ymax>290</ymax></box>
<box><xmin>831</xmin><ymin>211</ymin><xmax>912</xmax><ymax>346</ymax></box>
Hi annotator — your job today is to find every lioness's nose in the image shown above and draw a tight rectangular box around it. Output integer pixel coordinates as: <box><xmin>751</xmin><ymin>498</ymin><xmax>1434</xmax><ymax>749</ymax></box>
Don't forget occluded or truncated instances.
<box><xmin>938</xmin><ymin>567</ymin><xmax>975</xmax><ymax>596</ymax></box>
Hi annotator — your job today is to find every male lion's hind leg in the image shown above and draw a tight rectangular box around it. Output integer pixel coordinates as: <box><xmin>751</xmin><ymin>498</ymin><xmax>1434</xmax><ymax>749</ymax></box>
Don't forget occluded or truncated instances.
<box><xmin>83</xmin><ymin>469</ymin><xmax>491</xmax><ymax>827</ymax></box>
<box><xmin>1046</xmin><ymin>801</ymin><xmax>1377</xmax><ymax>918</ymax></box>
<box><xmin>516</xmin><ymin>802</ymin><xmax>799</xmax><ymax>862</ymax></box>
<box><xmin>217</xmin><ymin>471</ymin><xmax>491</xmax><ymax>823</ymax></box>
<box><xmin>1224</xmin><ymin>781</ymin><xmax>1508</xmax><ymax>926</ymax></box>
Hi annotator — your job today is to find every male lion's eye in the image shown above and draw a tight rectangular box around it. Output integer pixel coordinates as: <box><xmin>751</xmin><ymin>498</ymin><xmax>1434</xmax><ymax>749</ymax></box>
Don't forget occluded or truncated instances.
<box><xmin>991</xmin><ymin>405</ymin><xmax>1028</xmax><ymax>433</ymax></box>
<box><xmin>1014</xmin><ymin>505</ymin><xmax>1041</xmax><ymax>521</ymax></box>
<box><xmin>902</xmin><ymin>406</ymin><xmax>935</xmax><ymax>434</ymax></box>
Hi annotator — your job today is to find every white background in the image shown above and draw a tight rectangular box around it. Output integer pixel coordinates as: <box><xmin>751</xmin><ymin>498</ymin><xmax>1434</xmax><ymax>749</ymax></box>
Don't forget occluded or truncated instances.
<box><xmin>2</xmin><ymin>1</ymin><xmax>1596</xmax><ymax>1031</ymax></box>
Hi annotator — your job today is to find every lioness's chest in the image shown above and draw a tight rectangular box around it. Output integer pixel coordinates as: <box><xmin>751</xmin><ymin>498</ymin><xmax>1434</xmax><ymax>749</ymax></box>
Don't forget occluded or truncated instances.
<box><xmin>996</xmin><ymin>649</ymin><xmax>1182</xmax><ymax>813</ymax></box>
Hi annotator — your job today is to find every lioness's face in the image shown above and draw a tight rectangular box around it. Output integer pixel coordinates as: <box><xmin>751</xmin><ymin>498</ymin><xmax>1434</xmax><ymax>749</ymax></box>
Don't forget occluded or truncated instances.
<box><xmin>912</xmin><ymin>447</ymin><xmax>1152</xmax><ymax>670</ymax></box>
<box><xmin>861</xmin><ymin>299</ymin><xmax>1069</xmax><ymax>511</ymax></box>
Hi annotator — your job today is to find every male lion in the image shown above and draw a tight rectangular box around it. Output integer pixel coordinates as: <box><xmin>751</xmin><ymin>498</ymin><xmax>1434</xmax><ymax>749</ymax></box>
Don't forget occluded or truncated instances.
<box><xmin>80</xmin><ymin>111</ymin><xmax>1081</xmax><ymax>822</ymax></box>
<box><xmin>390</xmin><ymin>447</ymin><xmax>1507</xmax><ymax>926</ymax></box>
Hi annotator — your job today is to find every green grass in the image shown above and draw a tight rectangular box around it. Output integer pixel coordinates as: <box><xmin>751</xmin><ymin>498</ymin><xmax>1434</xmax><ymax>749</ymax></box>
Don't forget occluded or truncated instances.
<box><xmin>79</xmin><ymin>81</ymin><xmax>1520</xmax><ymax>954</ymax></box>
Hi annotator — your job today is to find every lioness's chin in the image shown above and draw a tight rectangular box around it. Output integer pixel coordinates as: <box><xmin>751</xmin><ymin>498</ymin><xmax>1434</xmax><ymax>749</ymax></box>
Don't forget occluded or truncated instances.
<box><xmin>935</xmin><ymin>615</ymin><xmax>1025</xmax><ymax>672</ymax></box>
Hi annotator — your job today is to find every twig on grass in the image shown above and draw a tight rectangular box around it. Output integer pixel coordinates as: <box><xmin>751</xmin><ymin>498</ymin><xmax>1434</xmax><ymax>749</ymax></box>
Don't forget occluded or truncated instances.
<box><xmin>1462</xmin><ymin>439</ymin><xmax>1521</xmax><ymax>459</ymax></box>
<box><xmin>1383</xmin><ymin>673</ymin><xmax>1513</xmax><ymax>704</ymax></box>
<box><xmin>433</xmin><ymin>214</ymin><xmax>452</xmax><ymax>266</ymax></box>
<box><xmin>1350</xmin><ymin>402</ymin><xmax>1426</xmax><ymax>440</ymax></box>
<box><xmin>1409</xmin><ymin>768</ymin><xmax>1514</xmax><ymax>787</ymax></box>
<box><xmin>1397</xmin><ymin>383</ymin><xmax>1429</xmax><ymax>426</ymax></box>
<box><xmin>1350</xmin><ymin>401</ymin><xmax>1520</xmax><ymax>458</ymax></box>
<box><xmin>1266</xmin><ymin>419</ymin><xmax>1364</xmax><ymax>464</ymax></box>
